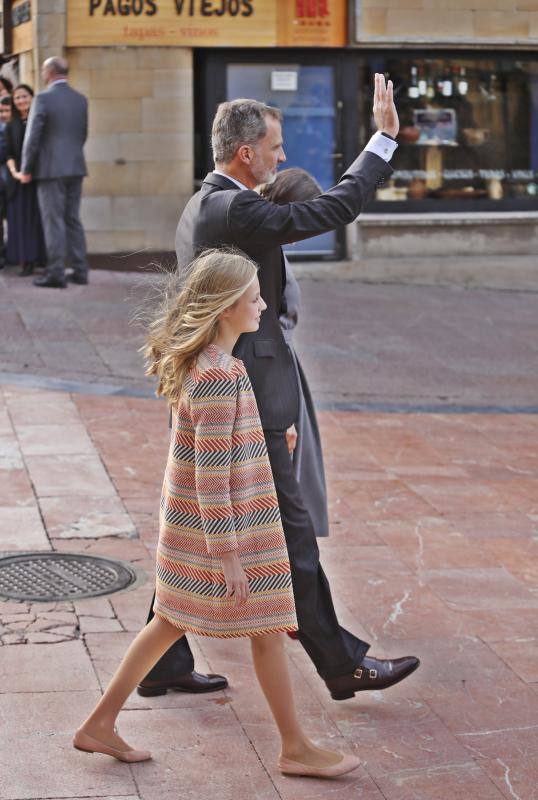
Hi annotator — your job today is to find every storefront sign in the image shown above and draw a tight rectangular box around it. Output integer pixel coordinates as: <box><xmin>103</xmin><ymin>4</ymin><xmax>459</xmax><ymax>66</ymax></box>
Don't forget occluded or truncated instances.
<box><xmin>278</xmin><ymin>0</ymin><xmax>346</xmax><ymax>48</ymax></box>
<box><xmin>67</xmin><ymin>0</ymin><xmax>347</xmax><ymax>47</ymax></box>
<box><xmin>270</xmin><ymin>70</ymin><xmax>298</xmax><ymax>91</ymax></box>
<box><xmin>11</xmin><ymin>0</ymin><xmax>33</xmax><ymax>54</ymax></box>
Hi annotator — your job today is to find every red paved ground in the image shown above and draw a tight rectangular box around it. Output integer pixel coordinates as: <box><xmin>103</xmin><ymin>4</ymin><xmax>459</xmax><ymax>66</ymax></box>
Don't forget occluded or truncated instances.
<box><xmin>1</xmin><ymin>384</ymin><xmax>537</xmax><ymax>799</ymax></box>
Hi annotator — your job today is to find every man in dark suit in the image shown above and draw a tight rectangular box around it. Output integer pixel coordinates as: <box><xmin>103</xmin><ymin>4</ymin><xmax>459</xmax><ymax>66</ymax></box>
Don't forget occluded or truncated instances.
<box><xmin>20</xmin><ymin>57</ymin><xmax>89</xmax><ymax>289</ymax></box>
<box><xmin>139</xmin><ymin>75</ymin><xmax>419</xmax><ymax>701</ymax></box>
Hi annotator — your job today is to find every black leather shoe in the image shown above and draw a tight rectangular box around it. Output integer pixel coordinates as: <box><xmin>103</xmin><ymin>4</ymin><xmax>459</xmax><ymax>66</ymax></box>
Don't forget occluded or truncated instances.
<box><xmin>19</xmin><ymin>263</ymin><xmax>34</xmax><ymax>277</ymax></box>
<box><xmin>66</xmin><ymin>272</ymin><xmax>89</xmax><ymax>285</ymax></box>
<box><xmin>33</xmin><ymin>275</ymin><xmax>67</xmax><ymax>289</ymax></box>
<box><xmin>137</xmin><ymin>670</ymin><xmax>228</xmax><ymax>697</ymax></box>
<box><xmin>325</xmin><ymin>656</ymin><xmax>420</xmax><ymax>700</ymax></box>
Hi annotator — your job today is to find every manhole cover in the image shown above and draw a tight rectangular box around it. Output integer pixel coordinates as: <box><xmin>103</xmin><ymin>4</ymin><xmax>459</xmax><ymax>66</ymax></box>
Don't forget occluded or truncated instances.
<box><xmin>0</xmin><ymin>552</ymin><xmax>138</xmax><ymax>602</ymax></box>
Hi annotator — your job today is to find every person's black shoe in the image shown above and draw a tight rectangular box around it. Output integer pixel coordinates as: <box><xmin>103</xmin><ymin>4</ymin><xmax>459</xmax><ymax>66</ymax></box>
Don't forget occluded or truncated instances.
<box><xmin>66</xmin><ymin>272</ymin><xmax>89</xmax><ymax>285</ymax></box>
<box><xmin>19</xmin><ymin>263</ymin><xmax>34</xmax><ymax>277</ymax></box>
<box><xmin>137</xmin><ymin>670</ymin><xmax>228</xmax><ymax>697</ymax></box>
<box><xmin>33</xmin><ymin>275</ymin><xmax>67</xmax><ymax>289</ymax></box>
<box><xmin>325</xmin><ymin>656</ymin><xmax>420</xmax><ymax>700</ymax></box>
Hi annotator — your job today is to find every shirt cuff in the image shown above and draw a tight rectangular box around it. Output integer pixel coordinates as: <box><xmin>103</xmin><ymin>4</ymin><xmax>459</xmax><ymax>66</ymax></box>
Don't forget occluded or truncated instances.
<box><xmin>364</xmin><ymin>131</ymin><xmax>398</xmax><ymax>162</ymax></box>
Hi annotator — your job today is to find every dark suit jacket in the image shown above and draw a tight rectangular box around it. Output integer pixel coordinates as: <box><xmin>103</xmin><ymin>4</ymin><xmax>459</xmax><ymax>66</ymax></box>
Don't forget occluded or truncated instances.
<box><xmin>175</xmin><ymin>149</ymin><xmax>392</xmax><ymax>430</ymax></box>
<box><xmin>21</xmin><ymin>82</ymin><xmax>88</xmax><ymax>179</ymax></box>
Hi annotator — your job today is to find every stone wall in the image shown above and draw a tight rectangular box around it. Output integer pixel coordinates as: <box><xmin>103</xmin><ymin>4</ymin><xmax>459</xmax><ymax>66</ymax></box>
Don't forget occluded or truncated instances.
<box><xmin>356</xmin><ymin>0</ymin><xmax>538</xmax><ymax>43</ymax></box>
<box><xmin>68</xmin><ymin>47</ymin><xmax>193</xmax><ymax>256</ymax></box>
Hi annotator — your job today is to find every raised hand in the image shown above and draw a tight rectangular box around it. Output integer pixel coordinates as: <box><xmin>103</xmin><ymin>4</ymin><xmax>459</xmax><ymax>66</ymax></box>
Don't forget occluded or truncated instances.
<box><xmin>373</xmin><ymin>73</ymin><xmax>399</xmax><ymax>139</ymax></box>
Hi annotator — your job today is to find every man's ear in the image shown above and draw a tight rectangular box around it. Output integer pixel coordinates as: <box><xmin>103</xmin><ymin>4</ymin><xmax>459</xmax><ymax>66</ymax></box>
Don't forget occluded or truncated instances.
<box><xmin>236</xmin><ymin>145</ymin><xmax>252</xmax><ymax>165</ymax></box>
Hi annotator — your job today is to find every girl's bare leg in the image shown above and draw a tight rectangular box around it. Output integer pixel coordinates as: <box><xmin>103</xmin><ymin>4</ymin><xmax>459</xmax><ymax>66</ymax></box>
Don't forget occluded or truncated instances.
<box><xmin>78</xmin><ymin>614</ymin><xmax>184</xmax><ymax>751</ymax></box>
<box><xmin>251</xmin><ymin>633</ymin><xmax>343</xmax><ymax>768</ymax></box>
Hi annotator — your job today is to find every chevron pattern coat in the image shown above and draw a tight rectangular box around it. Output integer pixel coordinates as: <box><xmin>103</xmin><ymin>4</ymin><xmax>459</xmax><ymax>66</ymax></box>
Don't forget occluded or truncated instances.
<box><xmin>154</xmin><ymin>344</ymin><xmax>298</xmax><ymax>638</ymax></box>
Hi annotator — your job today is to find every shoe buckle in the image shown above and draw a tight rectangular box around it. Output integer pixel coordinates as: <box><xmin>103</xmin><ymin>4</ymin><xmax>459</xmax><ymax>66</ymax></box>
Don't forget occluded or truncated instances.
<box><xmin>369</xmin><ymin>669</ymin><xmax>378</xmax><ymax>679</ymax></box>
<box><xmin>353</xmin><ymin>668</ymin><xmax>363</xmax><ymax>679</ymax></box>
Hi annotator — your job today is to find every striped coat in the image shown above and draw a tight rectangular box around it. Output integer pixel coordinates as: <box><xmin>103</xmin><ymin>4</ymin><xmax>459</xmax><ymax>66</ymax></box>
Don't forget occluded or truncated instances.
<box><xmin>154</xmin><ymin>344</ymin><xmax>298</xmax><ymax>638</ymax></box>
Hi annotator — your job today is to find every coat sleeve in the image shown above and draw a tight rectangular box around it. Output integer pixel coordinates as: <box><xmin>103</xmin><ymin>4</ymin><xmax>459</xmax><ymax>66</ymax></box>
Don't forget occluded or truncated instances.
<box><xmin>4</xmin><ymin>123</ymin><xmax>16</xmax><ymax>162</ymax></box>
<box><xmin>21</xmin><ymin>94</ymin><xmax>47</xmax><ymax>174</ymax></box>
<box><xmin>226</xmin><ymin>150</ymin><xmax>393</xmax><ymax>252</ymax></box>
<box><xmin>190</xmin><ymin>369</ymin><xmax>239</xmax><ymax>555</ymax></box>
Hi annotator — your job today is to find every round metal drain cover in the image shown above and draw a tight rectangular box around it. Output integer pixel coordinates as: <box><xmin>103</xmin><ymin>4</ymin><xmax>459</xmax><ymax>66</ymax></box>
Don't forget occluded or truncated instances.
<box><xmin>0</xmin><ymin>552</ymin><xmax>138</xmax><ymax>602</ymax></box>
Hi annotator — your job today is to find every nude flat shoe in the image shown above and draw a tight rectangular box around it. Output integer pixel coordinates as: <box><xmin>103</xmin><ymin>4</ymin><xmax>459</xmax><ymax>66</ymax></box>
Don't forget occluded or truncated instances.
<box><xmin>73</xmin><ymin>729</ymin><xmax>152</xmax><ymax>763</ymax></box>
<box><xmin>278</xmin><ymin>752</ymin><xmax>361</xmax><ymax>778</ymax></box>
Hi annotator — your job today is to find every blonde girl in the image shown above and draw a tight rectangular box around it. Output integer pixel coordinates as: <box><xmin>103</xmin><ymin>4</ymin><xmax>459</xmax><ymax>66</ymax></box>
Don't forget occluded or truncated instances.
<box><xmin>73</xmin><ymin>249</ymin><xmax>360</xmax><ymax>779</ymax></box>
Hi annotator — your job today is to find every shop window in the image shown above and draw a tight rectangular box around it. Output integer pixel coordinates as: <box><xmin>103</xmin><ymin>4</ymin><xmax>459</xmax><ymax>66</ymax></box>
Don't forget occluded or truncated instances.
<box><xmin>362</xmin><ymin>56</ymin><xmax>538</xmax><ymax>211</ymax></box>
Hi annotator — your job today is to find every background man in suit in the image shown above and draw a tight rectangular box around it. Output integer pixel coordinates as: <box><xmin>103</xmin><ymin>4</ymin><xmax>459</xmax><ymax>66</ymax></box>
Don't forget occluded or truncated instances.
<box><xmin>20</xmin><ymin>57</ymin><xmax>89</xmax><ymax>289</ymax></box>
<box><xmin>139</xmin><ymin>75</ymin><xmax>419</xmax><ymax>702</ymax></box>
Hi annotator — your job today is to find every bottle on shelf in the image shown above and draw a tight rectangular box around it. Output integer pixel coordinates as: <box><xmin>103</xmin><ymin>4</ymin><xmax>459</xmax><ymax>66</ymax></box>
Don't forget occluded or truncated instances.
<box><xmin>408</xmin><ymin>65</ymin><xmax>419</xmax><ymax>99</ymax></box>
<box><xmin>426</xmin><ymin>66</ymin><xmax>435</xmax><ymax>100</ymax></box>
<box><xmin>457</xmin><ymin>66</ymin><xmax>468</xmax><ymax>96</ymax></box>
<box><xmin>418</xmin><ymin>65</ymin><xmax>427</xmax><ymax>97</ymax></box>
<box><xmin>442</xmin><ymin>64</ymin><xmax>453</xmax><ymax>97</ymax></box>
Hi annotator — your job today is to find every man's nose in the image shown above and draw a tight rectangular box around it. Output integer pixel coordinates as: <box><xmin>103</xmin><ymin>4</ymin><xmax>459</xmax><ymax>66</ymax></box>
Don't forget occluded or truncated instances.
<box><xmin>279</xmin><ymin>148</ymin><xmax>286</xmax><ymax>164</ymax></box>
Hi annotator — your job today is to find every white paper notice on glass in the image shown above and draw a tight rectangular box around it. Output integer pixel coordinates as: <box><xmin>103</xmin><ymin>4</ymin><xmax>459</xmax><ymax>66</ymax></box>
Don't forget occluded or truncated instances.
<box><xmin>271</xmin><ymin>71</ymin><xmax>298</xmax><ymax>92</ymax></box>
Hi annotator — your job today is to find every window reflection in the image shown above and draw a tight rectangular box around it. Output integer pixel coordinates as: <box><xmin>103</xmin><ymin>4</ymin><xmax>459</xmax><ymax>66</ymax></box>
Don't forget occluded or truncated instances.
<box><xmin>363</xmin><ymin>57</ymin><xmax>538</xmax><ymax>209</ymax></box>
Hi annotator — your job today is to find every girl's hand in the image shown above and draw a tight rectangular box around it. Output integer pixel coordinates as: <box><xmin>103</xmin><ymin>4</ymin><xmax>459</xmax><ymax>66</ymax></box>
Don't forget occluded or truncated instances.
<box><xmin>221</xmin><ymin>550</ymin><xmax>250</xmax><ymax>607</ymax></box>
<box><xmin>286</xmin><ymin>424</ymin><xmax>297</xmax><ymax>454</ymax></box>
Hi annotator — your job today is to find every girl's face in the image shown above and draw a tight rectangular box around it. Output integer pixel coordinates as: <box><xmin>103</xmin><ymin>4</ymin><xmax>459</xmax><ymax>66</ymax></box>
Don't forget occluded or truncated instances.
<box><xmin>13</xmin><ymin>88</ymin><xmax>32</xmax><ymax>116</ymax></box>
<box><xmin>222</xmin><ymin>277</ymin><xmax>267</xmax><ymax>335</ymax></box>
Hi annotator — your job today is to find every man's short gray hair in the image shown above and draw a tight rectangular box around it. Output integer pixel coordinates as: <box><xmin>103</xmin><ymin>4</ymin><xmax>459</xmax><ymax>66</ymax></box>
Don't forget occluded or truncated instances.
<box><xmin>44</xmin><ymin>57</ymin><xmax>69</xmax><ymax>76</ymax></box>
<box><xmin>211</xmin><ymin>99</ymin><xmax>282</xmax><ymax>164</ymax></box>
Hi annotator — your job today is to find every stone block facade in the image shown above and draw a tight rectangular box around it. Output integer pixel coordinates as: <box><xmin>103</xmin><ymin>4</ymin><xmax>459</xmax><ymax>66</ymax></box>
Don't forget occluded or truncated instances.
<box><xmin>27</xmin><ymin>0</ymin><xmax>194</xmax><ymax>257</ymax></box>
<box><xmin>357</xmin><ymin>0</ymin><xmax>538</xmax><ymax>43</ymax></box>
<box><xmin>70</xmin><ymin>47</ymin><xmax>193</xmax><ymax>256</ymax></box>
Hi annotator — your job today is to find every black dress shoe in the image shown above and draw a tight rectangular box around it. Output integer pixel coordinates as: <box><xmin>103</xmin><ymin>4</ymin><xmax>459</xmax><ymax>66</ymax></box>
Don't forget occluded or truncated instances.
<box><xmin>325</xmin><ymin>656</ymin><xmax>420</xmax><ymax>701</ymax></box>
<box><xmin>137</xmin><ymin>670</ymin><xmax>228</xmax><ymax>697</ymax></box>
<box><xmin>33</xmin><ymin>275</ymin><xmax>67</xmax><ymax>289</ymax></box>
<box><xmin>66</xmin><ymin>272</ymin><xmax>89</xmax><ymax>285</ymax></box>
<box><xmin>19</xmin><ymin>263</ymin><xmax>34</xmax><ymax>277</ymax></box>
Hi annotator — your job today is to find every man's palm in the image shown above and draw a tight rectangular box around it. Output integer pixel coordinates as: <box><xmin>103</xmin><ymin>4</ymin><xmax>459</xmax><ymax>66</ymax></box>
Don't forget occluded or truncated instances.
<box><xmin>373</xmin><ymin>73</ymin><xmax>399</xmax><ymax>139</ymax></box>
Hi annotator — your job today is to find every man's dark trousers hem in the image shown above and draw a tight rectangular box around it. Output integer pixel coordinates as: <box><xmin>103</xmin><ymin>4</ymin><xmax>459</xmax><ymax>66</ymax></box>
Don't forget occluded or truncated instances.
<box><xmin>37</xmin><ymin>176</ymin><xmax>88</xmax><ymax>280</ymax></box>
<box><xmin>264</xmin><ymin>429</ymin><xmax>369</xmax><ymax>680</ymax></box>
<box><xmin>144</xmin><ymin>593</ymin><xmax>195</xmax><ymax>679</ymax></box>
<box><xmin>143</xmin><ymin>428</ymin><xmax>369</xmax><ymax>683</ymax></box>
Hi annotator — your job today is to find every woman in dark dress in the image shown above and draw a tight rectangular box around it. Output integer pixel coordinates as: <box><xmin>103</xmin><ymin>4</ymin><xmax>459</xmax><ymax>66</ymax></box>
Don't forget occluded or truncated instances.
<box><xmin>5</xmin><ymin>84</ymin><xmax>46</xmax><ymax>276</ymax></box>
<box><xmin>258</xmin><ymin>168</ymin><xmax>329</xmax><ymax>539</ymax></box>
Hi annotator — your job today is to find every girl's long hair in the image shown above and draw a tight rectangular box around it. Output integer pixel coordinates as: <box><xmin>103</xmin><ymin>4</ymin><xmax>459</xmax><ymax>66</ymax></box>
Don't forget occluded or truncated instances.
<box><xmin>143</xmin><ymin>248</ymin><xmax>257</xmax><ymax>405</ymax></box>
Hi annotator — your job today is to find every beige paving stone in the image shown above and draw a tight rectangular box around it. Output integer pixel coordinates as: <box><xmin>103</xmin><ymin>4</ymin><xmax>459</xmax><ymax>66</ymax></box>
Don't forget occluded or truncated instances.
<box><xmin>25</xmin><ymin>454</ymin><xmax>116</xmax><ymax>499</ymax></box>
<box><xmin>78</xmin><ymin>615</ymin><xmax>123</xmax><ymax>633</ymax></box>
<box><xmin>120</xmin><ymin>706</ymin><xmax>281</xmax><ymax>800</ymax></box>
<box><xmin>16</xmin><ymin>424</ymin><xmax>95</xmax><ymax>456</ymax></box>
<box><xmin>40</xmin><ymin>495</ymin><xmax>135</xmax><ymax>538</ymax></box>
<box><xmin>0</xmin><ymin>505</ymin><xmax>50</xmax><ymax>551</ymax></box>
<box><xmin>0</xmin><ymin>640</ymin><xmax>98</xmax><ymax>692</ymax></box>
<box><xmin>0</xmin><ymin>691</ymin><xmax>137</xmax><ymax>799</ymax></box>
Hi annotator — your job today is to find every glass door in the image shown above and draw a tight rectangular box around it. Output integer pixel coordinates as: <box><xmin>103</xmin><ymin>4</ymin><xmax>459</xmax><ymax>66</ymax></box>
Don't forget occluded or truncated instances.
<box><xmin>226</xmin><ymin>62</ymin><xmax>340</xmax><ymax>259</ymax></box>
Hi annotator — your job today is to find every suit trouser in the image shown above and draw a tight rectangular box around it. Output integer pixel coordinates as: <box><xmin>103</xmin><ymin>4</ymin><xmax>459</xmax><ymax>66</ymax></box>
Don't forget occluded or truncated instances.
<box><xmin>144</xmin><ymin>429</ymin><xmax>369</xmax><ymax>683</ymax></box>
<box><xmin>37</xmin><ymin>177</ymin><xmax>88</xmax><ymax>279</ymax></box>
